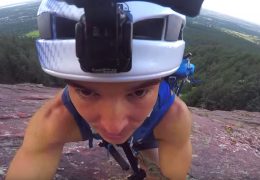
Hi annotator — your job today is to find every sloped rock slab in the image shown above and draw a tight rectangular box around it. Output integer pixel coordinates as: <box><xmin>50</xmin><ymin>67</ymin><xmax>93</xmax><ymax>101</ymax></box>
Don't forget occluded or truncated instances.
<box><xmin>190</xmin><ymin>108</ymin><xmax>260</xmax><ymax>180</ymax></box>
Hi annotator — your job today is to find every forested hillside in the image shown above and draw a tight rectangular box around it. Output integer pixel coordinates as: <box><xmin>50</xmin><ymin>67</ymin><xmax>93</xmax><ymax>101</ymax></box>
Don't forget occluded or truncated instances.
<box><xmin>183</xmin><ymin>19</ymin><xmax>260</xmax><ymax>111</ymax></box>
<box><xmin>0</xmin><ymin>36</ymin><xmax>64</xmax><ymax>86</ymax></box>
<box><xmin>0</xmin><ymin>3</ymin><xmax>259</xmax><ymax>111</ymax></box>
<box><xmin>0</xmin><ymin>2</ymin><xmax>38</xmax><ymax>35</ymax></box>
<box><xmin>0</xmin><ymin>1</ymin><xmax>64</xmax><ymax>86</ymax></box>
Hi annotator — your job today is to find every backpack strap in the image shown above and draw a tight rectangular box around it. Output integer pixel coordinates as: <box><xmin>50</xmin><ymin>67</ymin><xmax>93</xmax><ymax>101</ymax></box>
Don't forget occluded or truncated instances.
<box><xmin>132</xmin><ymin>80</ymin><xmax>175</xmax><ymax>151</ymax></box>
<box><xmin>61</xmin><ymin>86</ymin><xmax>94</xmax><ymax>147</ymax></box>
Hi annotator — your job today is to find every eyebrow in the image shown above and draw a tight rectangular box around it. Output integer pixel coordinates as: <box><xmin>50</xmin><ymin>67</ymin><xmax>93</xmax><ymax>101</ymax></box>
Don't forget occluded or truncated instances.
<box><xmin>129</xmin><ymin>79</ymin><xmax>161</xmax><ymax>91</ymax></box>
<box><xmin>66</xmin><ymin>81</ymin><xmax>94</xmax><ymax>91</ymax></box>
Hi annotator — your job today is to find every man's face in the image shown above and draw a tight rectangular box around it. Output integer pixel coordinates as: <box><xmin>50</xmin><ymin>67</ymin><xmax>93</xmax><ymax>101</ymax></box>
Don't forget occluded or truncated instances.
<box><xmin>68</xmin><ymin>79</ymin><xmax>160</xmax><ymax>144</ymax></box>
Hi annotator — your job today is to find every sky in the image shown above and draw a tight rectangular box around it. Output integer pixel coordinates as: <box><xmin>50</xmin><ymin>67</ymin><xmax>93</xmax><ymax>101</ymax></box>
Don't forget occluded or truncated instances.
<box><xmin>0</xmin><ymin>0</ymin><xmax>36</xmax><ymax>7</ymax></box>
<box><xmin>0</xmin><ymin>0</ymin><xmax>260</xmax><ymax>25</ymax></box>
<box><xmin>202</xmin><ymin>0</ymin><xmax>260</xmax><ymax>25</ymax></box>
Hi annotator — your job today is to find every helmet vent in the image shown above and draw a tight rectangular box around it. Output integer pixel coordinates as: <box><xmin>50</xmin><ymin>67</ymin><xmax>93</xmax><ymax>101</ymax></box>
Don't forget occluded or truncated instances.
<box><xmin>38</xmin><ymin>13</ymin><xmax>77</xmax><ymax>39</ymax></box>
<box><xmin>133</xmin><ymin>18</ymin><xmax>164</xmax><ymax>40</ymax></box>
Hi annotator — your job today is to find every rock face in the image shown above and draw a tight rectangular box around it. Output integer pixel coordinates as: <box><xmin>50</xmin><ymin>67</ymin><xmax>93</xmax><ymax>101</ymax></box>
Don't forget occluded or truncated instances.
<box><xmin>0</xmin><ymin>84</ymin><xmax>259</xmax><ymax>180</ymax></box>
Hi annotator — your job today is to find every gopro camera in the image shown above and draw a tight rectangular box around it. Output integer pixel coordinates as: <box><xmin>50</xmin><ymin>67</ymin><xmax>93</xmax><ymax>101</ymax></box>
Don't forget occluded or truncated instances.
<box><xmin>75</xmin><ymin>0</ymin><xmax>133</xmax><ymax>73</ymax></box>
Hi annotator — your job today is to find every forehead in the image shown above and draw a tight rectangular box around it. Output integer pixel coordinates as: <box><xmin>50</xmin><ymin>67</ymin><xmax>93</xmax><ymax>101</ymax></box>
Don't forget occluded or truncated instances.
<box><xmin>67</xmin><ymin>79</ymin><xmax>161</xmax><ymax>91</ymax></box>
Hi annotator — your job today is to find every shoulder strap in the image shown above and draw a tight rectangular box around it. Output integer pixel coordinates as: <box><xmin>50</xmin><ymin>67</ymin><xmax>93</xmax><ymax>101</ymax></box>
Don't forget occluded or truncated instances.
<box><xmin>158</xmin><ymin>80</ymin><xmax>175</xmax><ymax>108</ymax></box>
<box><xmin>61</xmin><ymin>86</ymin><xmax>94</xmax><ymax>147</ymax></box>
<box><xmin>132</xmin><ymin>80</ymin><xmax>175</xmax><ymax>146</ymax></box>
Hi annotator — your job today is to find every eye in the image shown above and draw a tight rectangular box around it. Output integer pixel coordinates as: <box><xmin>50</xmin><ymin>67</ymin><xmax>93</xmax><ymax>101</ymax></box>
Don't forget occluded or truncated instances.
<box><xmin>76</xmin><ymin>88</ymin><xmax>98</xmax><ymax>98</ymax></box>
<box><xmin>128</xmin><ymin>89</ymin><xmax>149</xmax><ymax>98</ymax></box>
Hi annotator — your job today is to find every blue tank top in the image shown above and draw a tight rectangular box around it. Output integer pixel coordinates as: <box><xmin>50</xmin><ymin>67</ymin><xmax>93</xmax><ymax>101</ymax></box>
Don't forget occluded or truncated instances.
<box><xmin>61</xmin><ymin>80</ymin><xmax>175</xmax><ymax>150</ymax></box>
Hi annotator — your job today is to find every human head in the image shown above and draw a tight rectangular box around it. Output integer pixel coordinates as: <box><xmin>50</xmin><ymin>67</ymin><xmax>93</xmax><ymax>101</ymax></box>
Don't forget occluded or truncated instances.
<box><xmin>36</xmin><ymin>0</ymin><xmax>186</xmax><ymax>143</ymax></box>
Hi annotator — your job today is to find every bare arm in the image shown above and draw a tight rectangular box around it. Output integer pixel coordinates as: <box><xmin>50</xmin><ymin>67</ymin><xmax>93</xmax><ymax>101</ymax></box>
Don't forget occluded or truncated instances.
<box><xmin>6</xmin><ymin>94</ymin><xmax>81</xmax><ymax>179</ymax></box>
<box><xmin>6</xmin><ymin>142</ymin><xmax>64</xmax><ymax>180</ymax></box>
<box><xmin>155</xmin><ymin>97</ymin><xmax>192</xmax><ymax>180</ymax></box>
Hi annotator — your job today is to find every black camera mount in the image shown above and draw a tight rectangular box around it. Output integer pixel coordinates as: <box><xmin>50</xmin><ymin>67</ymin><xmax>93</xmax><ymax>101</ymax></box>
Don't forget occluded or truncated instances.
<box><xmin>73</xmin><ymin>0</ymin><xmax>133</xmax><ymax>73</ymax></box>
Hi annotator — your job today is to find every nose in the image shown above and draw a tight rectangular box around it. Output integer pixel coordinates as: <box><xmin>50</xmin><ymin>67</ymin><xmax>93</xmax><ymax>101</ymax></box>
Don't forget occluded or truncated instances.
<box><xmin>98</xmin><ymin>98</ymin><xmax>129</xmax><ymax>135</ymax></box>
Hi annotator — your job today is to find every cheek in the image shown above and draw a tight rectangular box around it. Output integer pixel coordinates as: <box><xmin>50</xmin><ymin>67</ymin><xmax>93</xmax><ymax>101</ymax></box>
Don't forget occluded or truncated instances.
<box><xmin>128</xmin><ymin>92</ymin><xmax>159</xmax><ymax>124</ymax></box>
<box><xmin>73</xmin><ymin>101</ymin><xmax>97</xmax><ymax>121</ymax></box>
<box><xmin>68</xmin><ymin>88</ymin><xmax>94</xmax><ymax>118</ymax></box>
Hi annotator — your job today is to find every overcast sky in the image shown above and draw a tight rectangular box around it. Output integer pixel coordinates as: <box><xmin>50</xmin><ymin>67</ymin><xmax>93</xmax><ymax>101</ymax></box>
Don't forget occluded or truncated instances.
<box><xmin>202</xmin><ymin>0</ymin><xmax>260</xmax><ymax>25</ymax></box>
<box><xmin>0</xmin><ymin>0</ymin><xmax>260</xmax><ymax>25</ymax></box>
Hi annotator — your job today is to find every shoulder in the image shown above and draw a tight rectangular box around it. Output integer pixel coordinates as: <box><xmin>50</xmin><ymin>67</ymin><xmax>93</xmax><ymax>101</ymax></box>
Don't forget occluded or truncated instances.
<box><xmin>22</xmin><ymin>90</ymin><xmax>82</xmax><ymax>150</ymax></box>
<box><xmin>154</xmin><ymin>96</ymin><xmax>192</xmax><ymax>145</ymax></box>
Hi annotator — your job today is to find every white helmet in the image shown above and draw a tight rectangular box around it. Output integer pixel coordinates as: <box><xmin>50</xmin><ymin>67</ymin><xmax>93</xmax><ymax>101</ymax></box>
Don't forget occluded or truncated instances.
<box><xmin>36</xmin><ymin>0</ymin><xmax>186</xmax><ymax>82</ymax></box>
